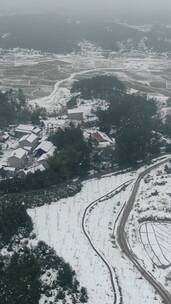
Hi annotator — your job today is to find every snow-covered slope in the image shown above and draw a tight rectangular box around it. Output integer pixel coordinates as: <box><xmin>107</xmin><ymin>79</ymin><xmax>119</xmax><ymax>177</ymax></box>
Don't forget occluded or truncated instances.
<box><xmin>29</xmin><ymin>167</ymin><xmax>163</xmax><ymax>304</ymax></box>
<box><xmin>127</xmin><ymin>161</ymin><xmax>171</xmax><ymax>296</ymax></box>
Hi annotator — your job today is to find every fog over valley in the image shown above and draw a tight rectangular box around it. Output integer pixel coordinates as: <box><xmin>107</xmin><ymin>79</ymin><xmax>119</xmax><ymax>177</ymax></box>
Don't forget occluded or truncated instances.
<box><xmin>0</xmin><ymin>0</ymin><xmax>171</xmax><ymax>19</ymax></box>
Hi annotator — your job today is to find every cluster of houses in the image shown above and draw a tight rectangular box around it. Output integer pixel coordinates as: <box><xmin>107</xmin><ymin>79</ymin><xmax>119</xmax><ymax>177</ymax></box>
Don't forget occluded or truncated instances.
<box><xmin>67</xmin><ymin>104</ymin><xmax>115</xmax><ymax>148</ymax></box>
<box><xmin>0</xmin><ymin>124</ymin><xmax>56</xmax><ymax>179</ymax></box>
<box><xmin>0</xmin><ymin>98</ymin><xmax>115</xmax><ymax>180</ymax></box>
<box><xmin>67</xmin><ymin>108</ymin><xmax>98</xmax><ymax>126</ymax></box>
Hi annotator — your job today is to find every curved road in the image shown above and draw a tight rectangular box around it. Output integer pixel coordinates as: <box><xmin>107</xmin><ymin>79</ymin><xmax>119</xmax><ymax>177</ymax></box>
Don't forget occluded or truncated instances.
<box><xmin>82</xmin><ymin>180</ymin><xmax>133</xmax><ymax>304</ymax></box>
<box><xmin>117</xmin><ymin>157</ymin><xmax>171</xmax><ymax>304</ymax></box>
<box><xmin>29</xmin><ymin>67</ymin><xmax>128</xmax><ymax>111</ymax></box>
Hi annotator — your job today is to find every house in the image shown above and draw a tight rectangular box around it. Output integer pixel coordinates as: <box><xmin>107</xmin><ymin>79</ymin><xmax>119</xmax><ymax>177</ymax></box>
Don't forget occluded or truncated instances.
<box><xmin>85</xmin><ymin>130</ymin><xmax>114</xmax><ymax>149</ymax></box>
<box><xmin>23</xmin><ymin>146</ymin><xmax>32</xmax><ymax>154</ymax></box>
<box><xmin>67</xmin><ymin>108</ymin><xmax>84</xmax><ymax>121</ymax></box>
<box><xmin>32</xmin><ymin>127</ymin><xmax>41</xmax><ymax>136</ymax></box>
<box><xmin>0</xmin><ymin>166</ymin><xmax>16</xmax><ymax>179</ymax></box>
<box><xmin>3</xmin><ymin>133</ymin><xmax>10</xmax><ymax>141</ymax></box>
<box><xmin>15</xmin><ymin>124</ymin><xmax>35</xmax><ymax>136</ymax></box>
<box><xmin>34</xmin><ymin>141</ymin><xmax>56</xmax><ymax>157</ymax></box>
<box><xmin>3</xmin><ymin>167</ymin><xmax>16</xmax><ymax>178</ymax></box>
<box><xmin>26</xmin><ymin>164</ymin><xmax>46</xmax><ymax>175</ymax></box>
<box><xmin>0</xmin><ymin>132</ymin><xmax>9</xmax><ymax>142</ymax></box>
<box><xmin>37</xmin><ymin>146</ymin><xmax>56</xmax><ymax>167</ymax></box>
<box><xmin>44</xmin><ymin>118</ymin><xmax>69</xmax><ymax>134</ymax></box>
<box><xmin>18</xmin><ymin>164</ymin><xmax>46</xmax><ymax>178</ymax></box>
<box><xmin>8</xmin><ymin>148</ymin><xmax>28</xmax><ymax>169</ymax></box>
<box><xmin>15</xmin><ymin>124</ymin><xmax>41</xmax><ymax>137</ymax></box>
<box><xmin>19</xmin><ymin>133</ymin><xmax>38</xmax><ymax>150</ymax></box>
<box><xmin>84</xmin><ymin>114</ymin><xmax>98</xmax><ymax>123</ymax></box>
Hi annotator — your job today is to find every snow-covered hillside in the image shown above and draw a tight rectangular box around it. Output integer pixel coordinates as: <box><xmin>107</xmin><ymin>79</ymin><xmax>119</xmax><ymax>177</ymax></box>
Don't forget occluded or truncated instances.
<box><xmin>127</xmin><ymin>161</ymin><xmax>171</xmax><ymax>296</ymax></box>
<box><xmin>29</xmin><ymin>166</ymin><xmax>163</xmax><ymax>304</ymax></box>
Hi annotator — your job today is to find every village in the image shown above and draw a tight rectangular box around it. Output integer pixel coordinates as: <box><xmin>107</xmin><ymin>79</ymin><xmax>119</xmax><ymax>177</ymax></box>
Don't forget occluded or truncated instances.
<box><xmin>0</xmin><ymin>98</ymin><xmax>115</xmax><ymax>180</ymax></box>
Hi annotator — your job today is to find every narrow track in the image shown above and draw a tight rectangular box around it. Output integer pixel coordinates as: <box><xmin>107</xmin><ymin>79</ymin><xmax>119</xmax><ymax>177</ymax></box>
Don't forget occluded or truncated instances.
<box><xmin>82</xmin><ymin>180</ymin><xmax>132</xmax><ymax>304</ymax></box>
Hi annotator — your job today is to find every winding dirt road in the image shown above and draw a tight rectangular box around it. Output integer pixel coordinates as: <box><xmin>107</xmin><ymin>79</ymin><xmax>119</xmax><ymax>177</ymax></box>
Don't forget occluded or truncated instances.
<box><xmin>82</xmin><ymin>157</ymin><xmax>171</xmax><ymax>303</ymax></box>
<box><xmin>82</xmin><ymin>180</ymin><xmax>133</xmax><ymax>304</ymax></box>
<box><xmin>117</xmin><ymin>157</ymin><xmax>171</xmax><ymax>304</ymax></box>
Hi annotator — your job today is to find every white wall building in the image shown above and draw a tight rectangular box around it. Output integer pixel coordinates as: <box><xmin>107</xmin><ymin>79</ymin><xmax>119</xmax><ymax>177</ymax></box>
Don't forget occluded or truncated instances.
<box><xmin>37</xmin><ymin>146</ymin><xmax>56</xmax><ymax>167</ymax></box>
<box><xmin>15</xmin><ymin>124</ymin><xmax>41</xmax><ymax>137</ymax></box>
<box><xmin>19</xmin><ymin>133</ymin><xmax>38</xmax><ymax>150</ymax></box>
<box><xmin>84</xmin><ymin>130</ymin><xmax>115</xmax><ymax>149</ymax></box>
<box><xmin>68</xmin><ymin>109</ymin><xmax>84</xmax><ymax>121</ymax></box>
<box><xmin>34</xmin><ymin>141</ymin><xmax>56</xmax><ymax>157</ymax></box>
<box><xmin>18</xmin><ymin>164</ymin><xmax>46</xmax><ymax>178</ymax></box>
<box><xmin>8</xmin><ymin>148</ymin><xmax>28</xmax><ymax>169</ymax></box>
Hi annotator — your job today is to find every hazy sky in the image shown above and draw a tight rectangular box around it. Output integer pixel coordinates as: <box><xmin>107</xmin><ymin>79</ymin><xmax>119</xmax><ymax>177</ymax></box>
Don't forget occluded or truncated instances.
<box><xmin>0</xmin><ymin>0</ymin><xmax>170</xmax><ymax>16</ymax></box>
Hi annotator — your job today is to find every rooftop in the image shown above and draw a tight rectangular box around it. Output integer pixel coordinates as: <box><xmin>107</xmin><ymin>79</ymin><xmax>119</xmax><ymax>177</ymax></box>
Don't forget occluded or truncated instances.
<box><xmin>68</xmin><ymin>108</ymin><xmax>84</xmax><ymax>114</ymax></box>
<box><xmin>38</xmin><ymin>146</ymin><xmax>56</xmax><ymax>162</ymax></box>
<box><xmin>34</xmin><ymin>140</ymin><xmax>55</xmax><ymax>154</ymax></box>
<box><xmin>16</xmin><ymin>124</ymin><xmax>35</xmax><ymax>133</ymax></box>
<box><xmin>10</xmin><ymin>148</ymin><xmax>28</xmax><ymax>159</ymax></box>
<box><xmin>33</xmin><ymin>127</ymin><xmax>41</xmax><ymax>134</ymax></box>
<box><xmin>88</xmin><ymin>130</ymin><xmax>114</xmax><ymax>144</ymax></box>
<box><xmin>24</xmin><ymin>164</ymin><xmax>45</xmax><ymax>175</ymax></box>
<box><xmin>19</xmin><ymin>133</ymin><xmax>38</xmax><ymax>144</ymax></box>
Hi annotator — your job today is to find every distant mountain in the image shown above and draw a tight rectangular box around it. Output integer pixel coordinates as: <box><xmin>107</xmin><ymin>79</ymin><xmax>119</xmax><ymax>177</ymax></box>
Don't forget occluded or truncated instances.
<box><xmin>0</xmin><ymin>14</ymin><xmax>171</xmax><ymax>54</ymax></box>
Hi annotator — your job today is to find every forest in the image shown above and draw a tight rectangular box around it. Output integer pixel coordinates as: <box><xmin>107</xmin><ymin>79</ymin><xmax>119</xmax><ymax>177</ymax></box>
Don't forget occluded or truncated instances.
<box><xmin>0</xmin><ymin>89</ymin><xmax>46</xmax><ymax>128</ymax></box>
<box><xmin>97</xmin><ymin>92</ymin><xmax>160</xmax><ymax>165</ymax></box>
<box><xmin>0</xmin><ymin>201</ymin><xmax>88</xmax><ymax>304</ymax></box>
<box><xmin>71</xmin><ymin>75</ymin><xmax>162</xmax><ymax>166</ymax></box>
<box><xmin>71</xmin><ymin>75</ymin><xmax>126</xmax><ymax>99</ymax></box>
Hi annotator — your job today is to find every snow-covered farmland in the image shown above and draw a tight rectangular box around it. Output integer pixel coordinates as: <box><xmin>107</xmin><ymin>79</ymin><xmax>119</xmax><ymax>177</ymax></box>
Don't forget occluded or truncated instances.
<box><xmin>29</xmin><ymin>167</ymin><xmax>162</xmax><ymax>304</ymax></box>
<box><xmin>1</xmin><ymin>47</ymin><xmax>171</xmax><ymax>116</ymax></box>
<box><xmin>28</xmin><ymin>51</ymin><xmax>171</xmax><ymax>118</ymax></box>
<box><xmin>140</xmin><ymin>222</ymin><xmax>171</xmax><ymax>267</ymax></box>
<box><xmin>127</xmin><ymin>161</ymin><xmax>171</xmax><ymax>295</ymax></box>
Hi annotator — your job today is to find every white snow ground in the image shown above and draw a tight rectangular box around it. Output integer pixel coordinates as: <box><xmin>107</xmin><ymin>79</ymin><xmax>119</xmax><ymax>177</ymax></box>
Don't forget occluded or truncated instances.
<box><xmin>28</xmin><ymin>49</ymin><xmax>171</xmax><ymax>115</ymax></box>
<box><xmin>29</xmin><ymin>167</ymin><xmax>162</xmax><ymax>304</ymax></box>
<box><xmin>127</xmin><ymin>161</ymin><xmax>171</xmax><ymax>295</ymax></box>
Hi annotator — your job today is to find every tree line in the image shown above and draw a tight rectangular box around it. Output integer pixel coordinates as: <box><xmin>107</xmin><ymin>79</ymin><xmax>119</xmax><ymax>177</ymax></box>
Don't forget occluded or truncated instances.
<box><xmin>0</xmin><ymin>89</ymin><xmax>46</xmax><ymax>128</ymax></box>
<box><xmin>97</xmin><ymin>92</ymin><xmax>161</xmax><ymax>165</ymax></box>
